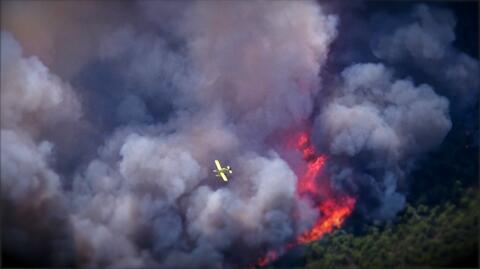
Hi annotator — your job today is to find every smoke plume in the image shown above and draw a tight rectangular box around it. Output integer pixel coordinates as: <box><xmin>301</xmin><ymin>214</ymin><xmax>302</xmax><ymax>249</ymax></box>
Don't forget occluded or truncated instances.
<box><xmin>1</xmin><ymin>1</ymin><xmax>477</xmax><ymax>268</ymax></box>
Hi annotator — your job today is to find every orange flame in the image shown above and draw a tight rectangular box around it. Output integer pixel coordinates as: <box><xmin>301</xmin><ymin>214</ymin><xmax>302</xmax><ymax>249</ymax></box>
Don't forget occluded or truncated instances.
<box><xmin>254</xmin><ymin>130</ymin><xmax>356</xmax><ymax>267</ymax></box>
<box><xmin>296</xmin><ymin>132</ymin><xmax>328</xmax><ymax>197</ymax></box>
<box><xmin>295</xmin><ymin>131</ymin><xmax>355</xmax><ymax>244</ymax></box>
<box><xmin>256</xmin><ymin>242</ymin><xmax>296</xmax><ymax>267</ymax></box>
<box><xmin>297</xmin><ymin>196</ymin><xmax>356</xmax><ymax>243</ymax></box>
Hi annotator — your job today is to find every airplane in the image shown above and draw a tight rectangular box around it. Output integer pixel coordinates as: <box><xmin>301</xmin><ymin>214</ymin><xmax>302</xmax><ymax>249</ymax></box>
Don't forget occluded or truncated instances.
<box><xmin>213</xmin><ymin>159</ymin><xmax>232</xmax><ymax>182</ymax></box>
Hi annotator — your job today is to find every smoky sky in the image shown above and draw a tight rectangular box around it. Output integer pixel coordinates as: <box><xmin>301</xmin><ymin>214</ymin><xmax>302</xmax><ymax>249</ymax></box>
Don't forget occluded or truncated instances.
<box><xmin>1</xmin><ymin>1</ymin><xmax>478</xmax><ymax>268</ymax></box>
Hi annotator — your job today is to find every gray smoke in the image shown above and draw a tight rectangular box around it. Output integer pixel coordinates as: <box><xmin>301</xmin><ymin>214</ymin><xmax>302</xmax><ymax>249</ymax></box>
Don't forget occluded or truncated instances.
<box><xmin>308</xmin><ymin>3</ymin><xmax>478</xmax><ymax>220</ymax></box>
<box><xmin>66</xmin><ymin>2</ymin><xmax>338</xmax><ymax>266</ymax></box>
<box><xmin>371</xmin><ymin>4</ymin><xmax>479</xmax><ymax>108</ymax></box>
<box><xmin>1</xmin><ymin>1</ymin><xmax>476</xmax><ymax>268</ymax></box>
<box><xmin>313</xmin><ymin>63</ymin><xmax>451</xmax><ymax>219</ymax></box>
<box><xmin>1</xmin><ymin>31</ymin><xmax>80</xmax><ymax>265</ymax></box>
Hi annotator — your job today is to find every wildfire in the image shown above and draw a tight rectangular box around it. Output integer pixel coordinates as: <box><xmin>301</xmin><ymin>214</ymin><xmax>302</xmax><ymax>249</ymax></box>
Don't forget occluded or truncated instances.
<box><xmin>256</xmin><ymin>249</ymin><xmax>281</xmax><ymax>267</ymax></box>
<box><xmin>295</xmin><ymin>131</ymin><xmax>356</xmax><ymax>244</ymax></box>
<box><xmin>297</xmin><ymin>196</ymin><xmax>356</xmax><ymax>243</ymax></box>
<box><xmin>254</xmin><ymin>130</ymin><xmax>356</xmax><ymax>267</ymax></box>
<box><xmin>256</xmin><ymin>242</ymin><xmax>296</xmax><ymax>267</ymax></box>
<box><xmin>296</xmin><ymin>132</ymin><xmax>327</xmax><ymax>197</ymax></box>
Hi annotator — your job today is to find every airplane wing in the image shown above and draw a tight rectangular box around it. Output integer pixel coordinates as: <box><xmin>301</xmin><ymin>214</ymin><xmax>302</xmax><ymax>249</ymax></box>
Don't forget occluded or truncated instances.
<box><xmin>220</xmin><ymin>172</ymin><xmax>228</xmax><ymax>182</ymax></box>
<box><xmin>214</xmin><ymin>160</ymin><xmax>222</xmax><ymax>170</ymax></box>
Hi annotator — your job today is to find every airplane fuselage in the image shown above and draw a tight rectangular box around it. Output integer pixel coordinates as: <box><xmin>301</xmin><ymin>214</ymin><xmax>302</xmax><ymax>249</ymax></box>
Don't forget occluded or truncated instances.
<box><xmin>213</xmin><ymin>160</ymin><xmax>232</xmax><ymax>181</ymax></box>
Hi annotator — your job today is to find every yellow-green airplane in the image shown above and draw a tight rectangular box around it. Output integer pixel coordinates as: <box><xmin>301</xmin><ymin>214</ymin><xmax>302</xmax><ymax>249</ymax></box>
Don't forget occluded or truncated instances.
<box><xmin>213</xmin><ymin>159</ymin><xmax>232</xmax><ymax>182</ymax></box>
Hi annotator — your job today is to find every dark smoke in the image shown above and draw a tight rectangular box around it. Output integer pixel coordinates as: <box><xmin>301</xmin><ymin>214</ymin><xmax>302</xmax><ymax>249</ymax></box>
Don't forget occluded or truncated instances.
<box><xmin>310</xmin><ymin>2</ymin><xmax>478</xmax><ymax>220</ymax></box>
<box><xmin>1</xmin><ymin>1</ymin><xmax>477</xmax><ymax>268</ymax></box>
<box><xmin>313</xmin><ymin>62</ymin><xmax>451</xmax><ymax>219</ymax></box>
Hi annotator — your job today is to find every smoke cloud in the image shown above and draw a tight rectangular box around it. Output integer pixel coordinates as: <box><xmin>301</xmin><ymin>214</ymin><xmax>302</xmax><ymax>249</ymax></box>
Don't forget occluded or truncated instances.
<box><xmin>1</xmin><ymin>31</ymin><xmax>80</xmax><ymax>265</ymax></box>
<box><xmin>313</xmin><ymin>62</ymin><xmax>451</xmax><ymax>219</ymax></box>
<box><xmin>1</xmin><ymin>1</ymin><xmax>477</xmax><ymax>268</ymax></box>
<box><xmin>371</xmin><ymin>4</ymin><xmax>479</xmax><ymax>108</ymax></box>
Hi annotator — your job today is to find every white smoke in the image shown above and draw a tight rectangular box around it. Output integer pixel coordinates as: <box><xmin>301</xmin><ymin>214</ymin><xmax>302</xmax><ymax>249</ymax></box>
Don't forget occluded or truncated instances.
<box><xmin>0</xmin><ymin>32</ymin><xmax>80</xmax><ymax>130</ymax></box>
<box><xmin>179</xmin><ymin>0</ymin><xmax>338</xmax><ymax>140</ymax></box>
<box><xmin>316</xmin><ymin>63</ymin><xmax>451</xmax><ymax>157</ymax></box>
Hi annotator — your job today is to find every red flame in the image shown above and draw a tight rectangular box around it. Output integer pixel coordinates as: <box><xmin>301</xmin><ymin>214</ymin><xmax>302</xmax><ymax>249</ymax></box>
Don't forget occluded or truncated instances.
<box><xmin>296</xmin><ymin>132</ymin><xmax>328</xmax><ymax>198</ymax></box>
<box><xmin>254</xmin><ymin>130</ymin><xmax>356</xmax><ymax>267</ymax></box>
<box><xmin>256</xmin><ymin>242</ymin><xmax>295</xmax><ymax>267</ymax></box>
<box><xmin>294</xmin><ymin>131</ymin><xmax>355</xmax><ymax>244</ymax></box>
<box><xmin>297</xmin><ymin>196</ymin><xmax>356</xmax><ymax>243</ymax></box>
<box><xmin>256</xmin><ymin>249</ymin><xmax>280</xmax><ymax>267</ymax></box>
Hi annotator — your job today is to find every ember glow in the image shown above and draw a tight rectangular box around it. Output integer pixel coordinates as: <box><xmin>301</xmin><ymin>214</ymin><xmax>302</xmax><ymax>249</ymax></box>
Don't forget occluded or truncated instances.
<box><xmin>255</xmin><ymin>130</ymin><xmax>356</xmax><ymax>267</ymax></box>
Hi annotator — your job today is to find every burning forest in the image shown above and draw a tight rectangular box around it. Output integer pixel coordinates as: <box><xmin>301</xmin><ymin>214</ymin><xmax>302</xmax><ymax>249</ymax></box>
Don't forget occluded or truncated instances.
<box><xmin>255</xmin><ymin>130</ymin><xmax>357</xmax><ymax>267</ymax></box>
<box><xmin>1</xmin><ymin>0</ymin><xmax>478</xmax><ymax>268</ymax></box>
